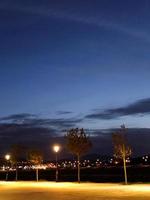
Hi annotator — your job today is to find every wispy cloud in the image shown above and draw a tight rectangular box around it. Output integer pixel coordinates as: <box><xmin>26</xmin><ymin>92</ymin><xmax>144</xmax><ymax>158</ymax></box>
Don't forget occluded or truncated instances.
<box><xmin>86</xmin><ymin>98</ymin><xmax>150</xmax><ymax>120</ymax></box>
<box><xmin>56</xmin><ymin>111</ymin><xmax>73</xmax><ymax>115</ymax></box>
<box><xmin>0</xmin><ymin>1</ymin><xmax>150</xmax><ymax>43</ymax></box>
<box><xmin>0</xmin><ymin>113</ymin><xmax>82</xmax><ymax>131</ymax></box>
<box><xmin>0</xmin><ymin>113</ymin><xmax>37</xmax><ymax>122</ymax></box>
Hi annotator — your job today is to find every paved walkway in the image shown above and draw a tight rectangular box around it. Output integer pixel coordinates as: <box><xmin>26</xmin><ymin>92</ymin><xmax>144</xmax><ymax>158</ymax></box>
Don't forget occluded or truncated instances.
<box><xmin>0</xmin><ymin>182</ymin><xmax>150</xmax><ymax>200</ymax></box>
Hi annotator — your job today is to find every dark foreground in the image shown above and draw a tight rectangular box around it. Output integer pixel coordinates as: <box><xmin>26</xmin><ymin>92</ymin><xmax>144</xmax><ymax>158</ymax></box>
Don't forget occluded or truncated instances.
<box><xmin>0</xmin><ymin>182</ymin><xmax>150</xmax><ymax>200</ymax></box>
<box><xmin>1</xmin><ymin>166</ymin><xmax>150</xmax><ymax>182</ymax></box>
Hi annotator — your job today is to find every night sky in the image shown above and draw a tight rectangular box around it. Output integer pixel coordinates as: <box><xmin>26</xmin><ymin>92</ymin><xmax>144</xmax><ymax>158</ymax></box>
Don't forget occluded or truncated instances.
<box><xmin>0</xmin><ymin>0</ymin><xmax>150</xmax><ymax>158</ymax></box>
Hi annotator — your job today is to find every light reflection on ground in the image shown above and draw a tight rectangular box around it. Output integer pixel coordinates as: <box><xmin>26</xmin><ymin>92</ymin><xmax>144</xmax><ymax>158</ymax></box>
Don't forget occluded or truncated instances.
<box><xmin>0</xmin><ymin>181</ymin><xmax>150</xmax><ymax>200</ymax></box>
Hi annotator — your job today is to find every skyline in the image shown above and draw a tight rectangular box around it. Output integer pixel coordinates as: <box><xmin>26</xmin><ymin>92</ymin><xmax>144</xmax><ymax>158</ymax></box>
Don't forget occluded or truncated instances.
<box><xmin>0</xmin><ymin>0</ymin><xmax>150</xmax><ymax>156</ymax></box>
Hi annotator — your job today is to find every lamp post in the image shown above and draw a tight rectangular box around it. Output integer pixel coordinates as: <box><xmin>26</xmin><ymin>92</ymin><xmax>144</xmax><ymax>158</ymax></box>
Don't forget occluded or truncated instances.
<box><xmin>5</xmin><ymin>154</ymin><xmax>10</xmax><ymax>181</ymax></box>
<box><xmin>53</xmin><ymin>145</ymin><xmax>60</xmax><ymax>182</ymax></box>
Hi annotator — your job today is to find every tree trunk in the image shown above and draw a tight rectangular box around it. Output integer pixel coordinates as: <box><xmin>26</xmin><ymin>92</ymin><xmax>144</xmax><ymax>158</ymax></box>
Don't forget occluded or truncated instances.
<box><xmin>36</xmin><ymin>168</ymin><xmax>39</xmax><ymax>182</ymax></box>
<box><xmin>15</xmin><ymin>164</ymin><xmax>18</xmax><ymax>181</ymax></box>
<box><xmin>77</xmin><ymin>154</ymin><xmax>80</xmax><ymax>183</ymax></box>
<box><xmin>6</xmin><ymin>169</ymin><xmax>8</xmax><ymax>181</ymax></box>
<box><xmin>123</xmin><ymin>144</ymin><xmax>127</xmax><ymax>185</ymax></box>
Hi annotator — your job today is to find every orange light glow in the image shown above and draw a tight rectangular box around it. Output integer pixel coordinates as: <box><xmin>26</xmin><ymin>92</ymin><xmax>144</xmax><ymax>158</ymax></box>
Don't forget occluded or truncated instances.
<box><xmin>53</xmin><ymin>145</ymin><xmax>60</xmax><ymax>153</ymax></box>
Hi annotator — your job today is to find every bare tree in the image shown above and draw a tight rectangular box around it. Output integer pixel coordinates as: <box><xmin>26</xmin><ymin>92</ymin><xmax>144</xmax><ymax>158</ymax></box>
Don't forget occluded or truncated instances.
<box><xmin>10</xmin><ymin>144</ymin><xmax>24</xmax><ymax>181</ymax></box>
<box><xmin>112</xmin><ymin>125</ymin><xmax>132</xmax><ymax>184</ymax></box>
<box><xmin>65</xmin><ymin>128</ymin><xmax>92</xmax><ymax>183</ymax></box>
<box><xmin>27</xmin><ymin>149</ymin><xmax>43</xmax><ymax>181</ymax></box>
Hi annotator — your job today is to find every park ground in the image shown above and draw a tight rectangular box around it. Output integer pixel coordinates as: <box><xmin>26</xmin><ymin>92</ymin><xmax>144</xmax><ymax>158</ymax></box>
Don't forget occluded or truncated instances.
<box><xmin>0</xmin><ymin>181</ymin><xmax>150</xmax><ymax>200</ymax></box>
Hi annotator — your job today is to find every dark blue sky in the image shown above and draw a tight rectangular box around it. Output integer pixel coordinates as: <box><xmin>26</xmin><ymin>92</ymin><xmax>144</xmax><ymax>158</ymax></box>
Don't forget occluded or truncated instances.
<box><xmin>0</xmin><ymin>0</ymin><xmax>150</xmax><ymax>155</ymax></box>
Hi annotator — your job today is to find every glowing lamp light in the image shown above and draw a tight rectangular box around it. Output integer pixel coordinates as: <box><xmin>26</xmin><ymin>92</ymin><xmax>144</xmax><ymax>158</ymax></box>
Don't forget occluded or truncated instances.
<box><xmin>5</xmin><ymin>154</ymin><xmax>10</xmax><ymax>161</ymax></box>
<box><xmin>53</xmin><ymin>145</ymin><xmax>60</xmax><ymax>153</ymax></box>
<box><xmin>53</xmin><ymin>144</ymin><xmax>60</xmax><ymax>182</ymax></box>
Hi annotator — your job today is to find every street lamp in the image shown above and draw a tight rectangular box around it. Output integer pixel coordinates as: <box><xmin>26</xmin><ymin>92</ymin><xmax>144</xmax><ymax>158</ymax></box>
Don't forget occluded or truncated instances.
<box><xmin>53</xmin><ymin>145</ymin><xmax>60</xmax><ymax>182</ymax></box>
<box><xmin>5</xmin><ymin>154</ymin><xmax>10</xmax><ymax>181</ymax></box>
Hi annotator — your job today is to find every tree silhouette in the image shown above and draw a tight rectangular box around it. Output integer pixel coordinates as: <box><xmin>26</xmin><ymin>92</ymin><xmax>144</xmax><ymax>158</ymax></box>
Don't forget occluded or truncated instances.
<box><xmin>65</xmin><ymin>128</ymin><xmax>92</xmax><ymax>183</ymax></box>
<box><xmin>10</xmin><ymin>144</ymin><xmax>24</xmax><ymax>181</ymax></box>
<box><xmin>27</xmin><ymin>149</ymin><xmax>43</xmax><ymax>181</ymax></box>
<box><xmin>112</xmin><ymin>125</ymin><xmax>132</xmax><ymax>184</ymax></box>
